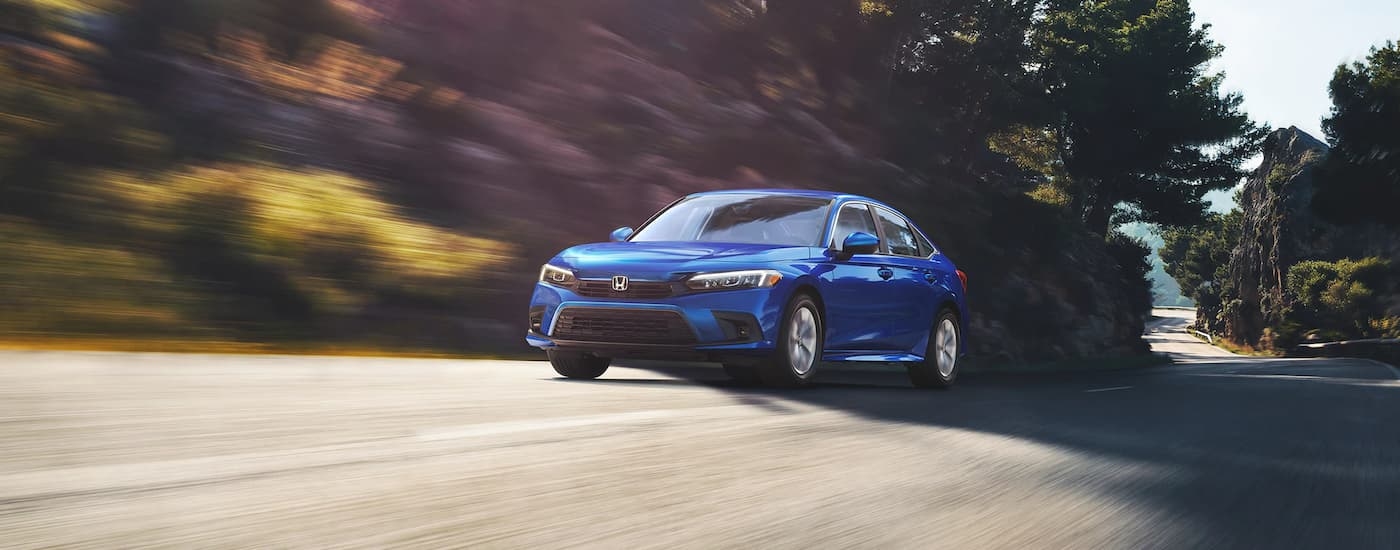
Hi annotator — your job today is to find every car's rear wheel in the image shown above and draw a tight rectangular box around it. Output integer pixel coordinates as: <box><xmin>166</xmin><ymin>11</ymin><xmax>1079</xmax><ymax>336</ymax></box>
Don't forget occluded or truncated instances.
<box><xmin>908</xmin><ymin>309</ymin><xmax>959</xmax><ymax>389</ymax></box>
<box><xmin>757</xmin><ymin>293</ymin><xmax>822</xmax><ymax>388</ymax></box>
<box><xmin>547</xmin><ymin>350</ymin><xmax>611</xmax><ymax>380</ymax></box>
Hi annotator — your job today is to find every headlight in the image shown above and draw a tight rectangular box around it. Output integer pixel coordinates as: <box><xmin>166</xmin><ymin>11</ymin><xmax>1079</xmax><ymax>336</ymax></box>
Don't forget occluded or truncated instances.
<box><xmin>686</xmin><ymin>269</ymin><xmax>783</xmax><ymax>291</ymax></box>
<box><xmin>539</xmin><ymin>264</ymin><xmax>576</xmax><ymax>287</ymax></box>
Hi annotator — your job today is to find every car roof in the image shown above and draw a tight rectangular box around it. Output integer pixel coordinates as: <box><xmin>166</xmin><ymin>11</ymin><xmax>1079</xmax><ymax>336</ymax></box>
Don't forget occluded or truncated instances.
<box><xmin>687</xmin><ymin>188</ymin><xmax>877</xmax><ymax>204</ymax></box>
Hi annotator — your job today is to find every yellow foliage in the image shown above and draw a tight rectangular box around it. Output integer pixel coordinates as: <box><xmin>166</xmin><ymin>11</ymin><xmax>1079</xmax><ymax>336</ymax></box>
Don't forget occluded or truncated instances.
<box><xmin>0</xmin><ymin>217</ymin><xmax>207</xmax><ymax>335</ymax></box>
<box><xmin>1027</xmin><ymin>183</ymin><xmax>1071</xmax><ymax>207</ymax></box>
<box><xmin>210</xmin><ymin>30</ymin><xmax>406</xmax><ymax>102</ymax></box>
<box><xmin>859</xmin><ymin>1</ymin><xmax>895</xmax><ymax>17</ymax></box>
<box><xmin>98</xmin><ymin>165</ymin><xmax>512</xmax><ymax>313</ymax></box>
<box><xmin>1370</xmin><ymin>317</ymin><xmax>1400</xmax><ymax>339</ymax></box>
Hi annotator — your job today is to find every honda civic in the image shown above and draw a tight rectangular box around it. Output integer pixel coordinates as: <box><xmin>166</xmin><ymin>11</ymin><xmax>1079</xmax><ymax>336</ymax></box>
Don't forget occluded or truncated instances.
<box><xmin>526</xmin><ymin>189</ymin><xmax>968</xmax><ymax>388</ymax></box>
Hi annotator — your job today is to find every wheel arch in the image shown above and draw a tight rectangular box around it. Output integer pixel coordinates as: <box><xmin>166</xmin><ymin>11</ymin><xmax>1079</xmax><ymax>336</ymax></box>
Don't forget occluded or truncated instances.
<box><xmin>936</xmin><ymin>299</ymin><xmax>967</xmax><ymax>356</ymax></box>
<box><xmin>790</xmin><ymin>278</ymin><xmax>826</xmax><ymax>321</ymax></box>
<box><xmin>938</xmin><ymin>300</ymin><xmax>960</xmax><ymax>319</ymax></box>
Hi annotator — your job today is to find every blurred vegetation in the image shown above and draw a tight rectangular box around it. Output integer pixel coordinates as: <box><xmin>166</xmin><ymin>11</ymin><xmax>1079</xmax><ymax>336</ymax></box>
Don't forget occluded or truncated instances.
<box><xmin>7</xmin><ymin>0</ymin><xmax>1370</xmax><ymax>361</ymax></box>
<box><xmin>0</xmin><ymin>0</ymin><xmax>509</xmax><ymax>350</ymax></box>
<box><xmin>0</xmin><ymin>216</ymin><xmax>205</xmax><ymax>337</ymax></box>
<box><xmin>92</xmin><ymin>165</ymin><xmax>511</xmax><ymax>339</ymax></box>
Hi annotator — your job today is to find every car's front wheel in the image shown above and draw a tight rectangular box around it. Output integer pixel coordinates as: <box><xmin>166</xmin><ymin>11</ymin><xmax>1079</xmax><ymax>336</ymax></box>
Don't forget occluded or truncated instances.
<box><xmin>908</xmin><ymin>309</ymin><xmax>960</xmax><ymax>389</ymax></box>
<box><xmin>547</xmin><ymin>350</ymin><xmax>611</xmax><ymax>380</ymax></box>
<box><xmin>757</xmin><ymin>293</ymin><xmax>823</xmax><ymax>388</ymax></box>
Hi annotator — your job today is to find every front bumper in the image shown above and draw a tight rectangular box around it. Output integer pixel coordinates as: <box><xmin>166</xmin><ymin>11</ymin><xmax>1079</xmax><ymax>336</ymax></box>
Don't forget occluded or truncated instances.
<box><xmin>525</xmin><ymin>281</ymin><xmax>790</xmax><ymax>359</ymax></box>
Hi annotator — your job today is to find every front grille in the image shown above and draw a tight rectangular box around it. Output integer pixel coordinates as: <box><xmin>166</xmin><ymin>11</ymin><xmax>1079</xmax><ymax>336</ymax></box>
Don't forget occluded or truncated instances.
<box><xmin>552</xmin><ymin>308</ymin><xmax>696</xmax><ymax>345</ymax></box>
<box><xmin>575</xmin><ymin>279</ymin><xmax>675</xmax><ymax>299</ymax></box>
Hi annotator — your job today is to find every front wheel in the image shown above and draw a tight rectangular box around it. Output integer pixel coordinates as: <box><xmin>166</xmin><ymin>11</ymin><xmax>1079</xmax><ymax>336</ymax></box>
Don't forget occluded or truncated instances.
<box><xmin>547</xmin><ymin>350</ymin><xmax>611</xmax><ymax>380</ymax></box>
<box><xmin>908</xmin><ymin>310</ymin><xmax>960</xmax><ymax>389</ymax></box>
<box><xmin>757</xmin><ymin>294</ymin><xmax>823</xmax><ymax>388</ymax></box>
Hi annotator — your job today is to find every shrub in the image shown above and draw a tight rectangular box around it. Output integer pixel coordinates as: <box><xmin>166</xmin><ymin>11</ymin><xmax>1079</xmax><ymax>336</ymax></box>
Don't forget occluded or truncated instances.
<box><xmin>96</xmin><ymin>164</ymin><xmax>513</xmax><ymax>338</ymax></box>
<box><xmin>0</xmin><ymin>216</ymin><xmax>210</xmax><ymax>337</ymax></box>
<box><xmin>1286</xmin><ymin>257</ymin><xmax>1394</xmax><ymax>340</ymax></box>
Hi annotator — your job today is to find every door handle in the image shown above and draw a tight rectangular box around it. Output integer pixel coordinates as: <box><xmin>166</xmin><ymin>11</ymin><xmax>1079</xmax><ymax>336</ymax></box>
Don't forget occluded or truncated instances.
<box><xmin>924</xmin><ymin>272</ymin><xmax>937</xmax><ymax>283</ymax></box>
<box><xmin>878</xmin><ymin>267</ymin><xmax>894</xmax><ymax>280</ymax></box>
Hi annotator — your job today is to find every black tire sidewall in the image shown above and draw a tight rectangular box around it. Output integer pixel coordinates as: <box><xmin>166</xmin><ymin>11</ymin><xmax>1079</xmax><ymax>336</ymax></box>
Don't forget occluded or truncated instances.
<box><xmin>910</xmin><ymin>309</ymin><xmax>959</xmax><ymax>389</ymax></box>
<box><xmin>547</xmin><ymin>350</ymin><xmax>610</xmax><ymax>379</ymax></box>
<box><xmin>762</xmin><ymin>294</ymin><xmax>822</xmax><ymax>387</ymax></box>
<box><xmin>934</xmin><ymin>311</ymin><xmax>960</xmax><ymax>384</ymax></box>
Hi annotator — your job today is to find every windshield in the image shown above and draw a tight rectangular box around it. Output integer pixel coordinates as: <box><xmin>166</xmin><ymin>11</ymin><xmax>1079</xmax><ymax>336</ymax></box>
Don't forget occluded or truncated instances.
<box><xmin>630</xmin><ymin>194</ymin><xmax>832</xmax><ymax>246</ymax></box>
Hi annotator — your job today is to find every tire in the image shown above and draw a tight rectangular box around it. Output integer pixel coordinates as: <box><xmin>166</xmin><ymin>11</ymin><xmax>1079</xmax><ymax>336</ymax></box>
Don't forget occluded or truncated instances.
<box><xmin>908</xmin><ymin>309</ymin><xmax>960</xmax><ymax>389</ymax></box>
<box><xmin>722</xmin><ymin>364</ymin><xmax>764</xmax><ymax>385</ymax></box>
<box><xmin>547</xmin><ymin>350</ymin><xmax>611</xmax><ymax>380</ymax></box>
<box><xmin>757</xmin><ymin>293</ymin><xmax>823</xmax><ymax>388</ymax></box>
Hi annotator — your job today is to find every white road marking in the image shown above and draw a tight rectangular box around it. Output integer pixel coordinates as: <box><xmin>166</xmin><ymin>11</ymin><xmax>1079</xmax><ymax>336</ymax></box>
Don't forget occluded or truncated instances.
<box><xmin>1084</xmin><ymin>386</ymin><xmax>1133</xmax><ymax>393</ymax></box>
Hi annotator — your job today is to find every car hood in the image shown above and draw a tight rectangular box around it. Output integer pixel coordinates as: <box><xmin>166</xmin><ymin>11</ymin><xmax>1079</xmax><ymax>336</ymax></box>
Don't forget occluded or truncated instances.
<box><xmin>555</xmin><ymin>242</ymin><xmax>819</xmax><ymax>278</ymax></box>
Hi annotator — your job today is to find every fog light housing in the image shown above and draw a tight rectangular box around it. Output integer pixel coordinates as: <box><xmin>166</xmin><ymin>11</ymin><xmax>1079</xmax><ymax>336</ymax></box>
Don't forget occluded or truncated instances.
<box><xmin>713</xmin><ymin>311</ymin><xmax>762</xmax><ymax>342</ymax></box>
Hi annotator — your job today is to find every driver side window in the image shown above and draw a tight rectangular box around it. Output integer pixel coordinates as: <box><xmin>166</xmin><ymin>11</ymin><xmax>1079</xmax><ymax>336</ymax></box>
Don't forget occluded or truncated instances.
<box><xmin>832</xmin><ymin>204</ymin><xmax>881</xmax><ymax>250</ymax></box>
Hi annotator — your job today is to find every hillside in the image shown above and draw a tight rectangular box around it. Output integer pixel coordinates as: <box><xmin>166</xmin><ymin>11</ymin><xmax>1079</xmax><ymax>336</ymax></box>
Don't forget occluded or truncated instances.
<box><xmin>1</xmin><ymin>0</ymin><xmax>1270</xmax><ymax>364</ymax></box>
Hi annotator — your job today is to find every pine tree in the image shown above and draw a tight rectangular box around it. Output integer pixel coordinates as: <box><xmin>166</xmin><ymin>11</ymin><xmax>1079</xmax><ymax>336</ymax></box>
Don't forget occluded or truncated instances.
<box><xmin>1035</xmin><ymin>0</ymin><xmax>1264</xmax><ymax>235</ymax></box>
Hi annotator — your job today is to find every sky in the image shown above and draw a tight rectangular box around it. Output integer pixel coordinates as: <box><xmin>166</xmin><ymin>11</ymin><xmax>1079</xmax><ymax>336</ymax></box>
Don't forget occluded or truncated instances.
<box><xmin>1192</xmin><ymin>0</ymin><xmax>1400</xmax><ymax>211</ymax></box>
<box><xmin>1194</xmin><ymin>0</ymin><xmax>1400</xmax><ymax>139</ymax></box>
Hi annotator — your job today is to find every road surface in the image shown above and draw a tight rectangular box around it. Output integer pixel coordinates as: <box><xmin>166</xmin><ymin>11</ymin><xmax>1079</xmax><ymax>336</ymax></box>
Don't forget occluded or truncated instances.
<box><xmin>2</xmin><ymin>309</ymin><xmax>1398</xmax><ymax>548</ymax></box>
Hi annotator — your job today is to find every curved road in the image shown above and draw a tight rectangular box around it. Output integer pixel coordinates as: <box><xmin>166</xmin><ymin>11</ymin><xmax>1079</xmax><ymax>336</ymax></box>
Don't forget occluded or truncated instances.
<box><xmin>2</xmin><ymin>309</ymin><xmax>1398</xmax><ymax>548</ymax></box>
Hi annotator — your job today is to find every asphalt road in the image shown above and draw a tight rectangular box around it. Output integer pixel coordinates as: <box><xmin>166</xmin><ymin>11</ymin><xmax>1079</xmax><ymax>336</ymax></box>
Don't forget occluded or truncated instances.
<box><xmin>2</xmin><ymin>309</ymin><xmax>1399</xmax><ymax>549</ymax></box>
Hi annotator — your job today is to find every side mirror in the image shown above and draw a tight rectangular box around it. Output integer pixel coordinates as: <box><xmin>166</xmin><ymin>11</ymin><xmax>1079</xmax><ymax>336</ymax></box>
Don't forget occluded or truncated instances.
<box><xmin>610</xmin><ymin>226</ymin><xmax>635</xmax><ymax>242</ymax></box>
<box><xmin>834</xmin><ymin>231</ymin><xmax>879</xmax><ymax>260</ymax></box>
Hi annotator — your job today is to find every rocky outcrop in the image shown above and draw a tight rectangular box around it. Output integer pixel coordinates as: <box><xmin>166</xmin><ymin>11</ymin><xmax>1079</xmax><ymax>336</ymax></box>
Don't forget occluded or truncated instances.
<box><xmin>1224</xmin><ymin>127</ymin><xmax>1400</xmax><ymax>346</ymax></box>
<box><xmin>1224</xmin><ymin>127</ymin><xmax>1328</xmax><ymax>345</ymax></box>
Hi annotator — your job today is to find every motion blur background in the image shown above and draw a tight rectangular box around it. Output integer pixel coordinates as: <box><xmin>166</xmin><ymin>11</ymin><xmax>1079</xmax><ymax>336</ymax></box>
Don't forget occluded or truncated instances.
<box><xmin>1</xmin><ymin>0</ymin><xmax>1396</xmax><ymax>363</ymax></box>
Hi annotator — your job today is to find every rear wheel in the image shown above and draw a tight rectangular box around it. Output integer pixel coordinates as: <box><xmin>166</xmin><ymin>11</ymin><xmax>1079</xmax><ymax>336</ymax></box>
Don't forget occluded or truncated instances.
<box><xmin>908</xmin><ymin>310</ymin><xmax>960</xmax><ymax>389</ymax></box>
<box><xmin>757</xmin><ymin>294</ymin><xmax>823</xmax><ymax>388</ymax></box>
<box><xmin>547</xmin><ymin>350</ymin><xmax>611</xmax><ymax>380</ymax></box>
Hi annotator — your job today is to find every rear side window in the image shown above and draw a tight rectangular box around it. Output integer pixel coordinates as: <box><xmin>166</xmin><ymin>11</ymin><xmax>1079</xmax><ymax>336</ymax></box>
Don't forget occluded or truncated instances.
<box><xmin>914</xmin><ymin>228</ymin><xmax>938</xmax><ymax>257</ymax></box>
<box><xmin>874</xmin><ymin>207</ymin><xmax>921</xmax><ymax>257</ymax></box>
<box><xmin>831</xmin><ymin>204</ymin><xmax>880</xmax><ymax>247</ymax></box>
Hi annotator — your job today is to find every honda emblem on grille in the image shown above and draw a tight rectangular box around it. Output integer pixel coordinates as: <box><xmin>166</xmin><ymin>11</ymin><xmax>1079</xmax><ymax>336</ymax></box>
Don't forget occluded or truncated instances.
<box><xmin>612</xmin><ymin>275</ymin><xmax>629</xmax><ymax>292</ymax></box>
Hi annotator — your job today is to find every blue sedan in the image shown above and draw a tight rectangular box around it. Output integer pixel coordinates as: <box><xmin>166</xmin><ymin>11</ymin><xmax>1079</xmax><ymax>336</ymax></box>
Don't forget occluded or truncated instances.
<box><xmin>526</xmin><ymin>189</ymin><xmax>969</xmax><ymax>388</ymax></box>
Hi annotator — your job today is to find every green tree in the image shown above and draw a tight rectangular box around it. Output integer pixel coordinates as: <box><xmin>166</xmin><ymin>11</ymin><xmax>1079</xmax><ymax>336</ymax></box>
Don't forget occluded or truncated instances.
<box><xmin>1107</xmin><ymin>230</ymin><xmax>1155</xmax><ymax>320</ymax></box>
<box><xmin>1286</xmin><ymin>257</ymin><xmax>1394</xmax><ymax>339</ymax></box>
<box><xmin>878</xmin><ymin>0</ymin><xmax>1045</xmax><ymax>171</ymax></box>
<box><xmin>1035</xmin><ymin>0</ymin><xmax>1264</xmax><ymax>235</ymax></box>
<box><xmin>1313</xmin><ymin>40</ymin><xmax>1400</xmax><ymax>227</ymax></box>
<box><xmin>1159</xmin><ymin>209</ymin><xmax>1241</xmax><ymax>333</ymax></box>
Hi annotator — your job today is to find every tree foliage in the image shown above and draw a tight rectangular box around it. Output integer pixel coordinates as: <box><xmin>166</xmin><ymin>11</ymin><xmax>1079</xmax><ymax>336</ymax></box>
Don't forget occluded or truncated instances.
<box><xmin>1159</xmin><ymin>210</ymin><xmax>1241</xmax><ymax>333</ymax></box>
<box><xmin>877</xmin><ymin>0</ymin><xmax>1044</xmax><ymax>170</ymax></box>
<box><xmin>1034</xmin><ymin>0</ymin><xmax>1264</xmax><ymax>234</ymax></box>
<box><xmin>1107</xmin><ymin>230</ymin><xmax>1155</xmax><ymax>319</ymax></box>
<box><xmin>1314</xmin><ymin>41</ymin><xmax>1400</xmax><ymax>227</ymax></box>
<box><xmin>1286</xmin><ymin>257</ymin><xmax>1395</xmax><ymax>340</ymax></box>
